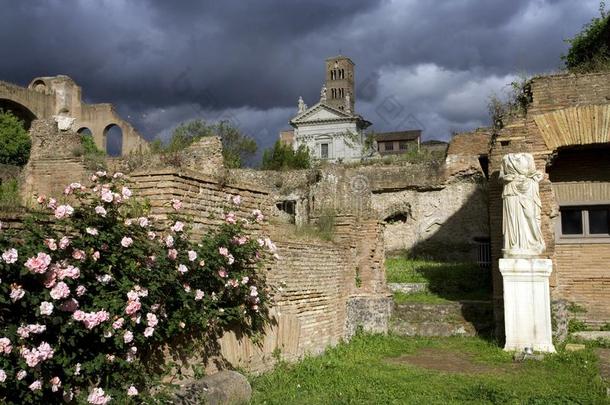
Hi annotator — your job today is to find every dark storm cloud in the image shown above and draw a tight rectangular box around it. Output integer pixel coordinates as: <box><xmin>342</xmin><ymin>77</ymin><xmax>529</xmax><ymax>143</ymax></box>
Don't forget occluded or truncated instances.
<box><xmin>0</xmin><ymin>0</ymin><xmax>602</xmax><ymax>153</ymax></box>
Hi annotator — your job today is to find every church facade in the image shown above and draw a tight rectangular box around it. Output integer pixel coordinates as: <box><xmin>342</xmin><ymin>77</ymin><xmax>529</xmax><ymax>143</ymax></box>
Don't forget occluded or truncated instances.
<box><xmin>289</xmin><ymin>56</ymin><xmax>371</xmax><ymax>162</ymax></box>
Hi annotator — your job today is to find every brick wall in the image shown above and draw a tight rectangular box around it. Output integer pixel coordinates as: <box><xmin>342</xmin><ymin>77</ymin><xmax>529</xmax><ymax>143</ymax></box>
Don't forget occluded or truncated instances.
<box><xmin>489</xmin><ymin>71</ymin><xmax>610</xmax><ymax>332</ymax></box>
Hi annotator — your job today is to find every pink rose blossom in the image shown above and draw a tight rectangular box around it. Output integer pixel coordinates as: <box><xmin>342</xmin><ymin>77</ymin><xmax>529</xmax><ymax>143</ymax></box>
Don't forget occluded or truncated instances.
<box><xmin>59</xmin><ymin>265</ymin><xmax>80</xmax><ymax>279</ymax></box>
<box><xmin>2</xmin><ymin>248</ymin><xmax>18</xmax><ymax>264</ymax></box>
<box><xmin>165</xmin><ymin>235</ymin><xmax>174</xmax><ymax>247</ymax></box>
<box><xmin>72</xmin><ymin>310</ymin><xmax>109</xmax><ymax>329</ymax></box>
<box><xmin>29</xmin><ymin>380</ymin><xmax>42</xmax><ymax>391</ymax></box>
<box><xmin>183</xmin><ymin>284</ymin><xmax>191</xmax><ymax>292</ymax></box>
<box><xmin>40</xmin><ymin>301</ymin><xmax>53</xmax><ymax>315</ymax></box>
<box><xmin>219</xmin><ymin>247</ymin><xmax>229</xmax><ymax>257</ymax></box>
<box><xmin>44</xmin><ymin>238</ymin><xmax>58</xmax><ymax>251</ymax></box>
<box><xmin>171</xmin><ymin>198</ymin><xmax>182</xmax><ymax>210</ymax></box>
<box><xmin>121</xmin><ymin>236</ymin><xmax>133</xmax><ymax>247</ymax></box>
<box><xmin>125</xmin><ymin>299</ymin><xmax>141</xmax><ymax>315</ymax></box>
<box><xmin>50</xmin><ymin>376</ymin><xmax>61</xmax><ymax>392</ymax></box>
<box><xmin>252</xmin><ymin>209</ymin><xmax>264</xmax><ymax>223</ymax></box>
<box><xmin>0</xmin><ymin>337</ymin><xmax>12</xmax><ymax>354</ymax></box>
<box><xmin>146</xmin><ymin>313</ymin><xmax>158</xmax><ymax>327</ymax></box>
<box><xmin>16</xmin><ymin>370</ymin><xmax>26</xmax><ymax>380</ymax></box>
<box><xmin>54</xmin><ymin>204</ymin><xmax>74</xmax><ymax>219</ymax></box>
<box><xmin>50</xmin><ymin>282</ymin><xmax>70</xmax><ymax>300</ymax></box>
<box><xmin>76</xmin><ymin>285</ymin><xmax>87</xmax><ymax>296</ymax></box>
<box><xmin>195</xmin><ymin>289</ymin><xmax>205</xmax><ymax>301</ymax></box>
<box><xmin>122</xmin><ymin>186</ymin><xmax>132</xmax><ymax>199</ymax></box>
<box><xmin>10</xmin><ymin>284</ymin><xmax>25</xmax><ymax>302</ymax></box>
<box><xmin>138</xmin><ymin>217</ymin><xmax>149</xmax><ymax>227</ymax></box>
<box><xmin>123</xmin><ymin>330</ymin><xmax>134</xmax><ymax>344</ymax></box>
<box><xmin>143</xmin><ymin>327</ymin><xmax>154</xmax><ymax>337</ymax></box>
<box><xmin>0</xmin><ymin>369</ymin><xmax>6</xmax><ymax>382</ymax></box>
<box><xmin>112</xmin><ymin>318</ymin><xmax>125</xmax><ymax>329</ymax></box>
<box><xmin>113</xmin><ymin>172</ymin><xmax>124</xmax><ymax>178</ymax></box>
<box><xmin>224</xmin><ymin>212</ymin><xmax>237</xmax><ymax>224</ymax></box>
<box><xmin>147</xmin><ymin>231</ymin><xmax>156</xmax><ymax>240</ymax></box>
<box><xmin>25</xmin><ymin>252</ymin><xmax>52</xmax><ymax>274</ymax></box>
<box><xmin>87</xmin><ymin>387</ymin><xmax>111</xmax><ymax>404</ymax></box>
<box><xmin>171</xmin><ymin>221</ymin><xmax>185</xmax><ymax>232</ymax></box>
<box><xmin>36</xmin><ymin>195</ymin><xmax>46</xmax><ymax>204</ymax></box>
<box><xmin>167</xmin><ymin>249</ymin><xmax>178</xmax><ymax>260</ymax></box>
<box><xmin>188</xmin><ymin>250</ymin><xmax>197</xmax><ymax>261</ymax></box>
<box><xmin>95</xmin><ymin>206</ymin><xmax>107</xmax><ymax>217</ymax></box>
<box><xmin>232</xmin><ymin>195</ymin><xmax>241</xmax><ymax>205</ymax></box>
<box><xmin>100</xmin><ymin>190</ymin><xmax>113</xmax><ymax>203</ymax></box>
<box><xmin>92</xmin><ymin>251</ymin><xmax>100</xmax><ymax>261</ymax></box>
<box><xmin>72</xmin><ymin>249</ymin><xmax>86</xmax><ymax>261</ymax></box>
<box><xmin>199</xmin><ymin>259</ymin><xmax>206</xmax><ymax>267</ymax></box>
<box><xmin>178</xmin><ymin>264</ymin><xmax>188</xmax><ymax>274</ymax></box>
<box><xmin>218</xmin><ymin>269</ymin><xmax>228</xmax><ymax>278</ymax></box>
<box><xmin>59</xmin><ymin>236</ymin><xmax>71</xmax><ymax>249</ymax></box>
<box><xmin>86</xmin><ymin>227</ymin><xmax>99</xmax><ymax>236</ymax></box>
<box><xmin>47</xmin><ymin>198</ymin><xmax>57</xmax><ymax>210</ymax></box>
<box><xmin>127</xmin><ymin>386</ymin><xmax>139</xmax><ymax>396</ymax></box>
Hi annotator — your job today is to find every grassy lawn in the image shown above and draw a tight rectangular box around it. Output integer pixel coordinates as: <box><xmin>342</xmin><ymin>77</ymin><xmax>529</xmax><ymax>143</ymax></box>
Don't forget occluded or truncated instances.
<box><xmin>386</xmin><ymin>257</ymin><xmax>492</xmax><ymax>303</ymax></box>
<box><xmin>250</xmin><ymin>334</ymin><xmax>609</xmax><ymax>404</ymax></box>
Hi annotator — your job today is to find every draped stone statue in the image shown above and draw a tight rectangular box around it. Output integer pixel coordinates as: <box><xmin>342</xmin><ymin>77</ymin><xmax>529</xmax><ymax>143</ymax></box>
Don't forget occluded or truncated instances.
<box><xmin>320</xmin><ymin>85</ymin><xmax>327</xmax><ymax>102</ymax></box>
<box><xmin>298</xmin><ymin>96</ymin><xmax>306</xmax><ymax>114</ymax></box>
<box><xmin>500</xmin><ymin>153</ymin><xmax>545</xmax><ymax>257</ymax></box>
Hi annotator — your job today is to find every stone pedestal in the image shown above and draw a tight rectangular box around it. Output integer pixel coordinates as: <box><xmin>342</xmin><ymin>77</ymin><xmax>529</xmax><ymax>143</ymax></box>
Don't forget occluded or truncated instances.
<box><xmin>499</xmin><ymin>258</ymin><xmax>555</xmax><ymax>353</ymax></box>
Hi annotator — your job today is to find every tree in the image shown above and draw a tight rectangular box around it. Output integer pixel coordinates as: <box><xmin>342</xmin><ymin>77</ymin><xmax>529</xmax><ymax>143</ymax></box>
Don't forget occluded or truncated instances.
<box><xmin>261</xmin><ymin>140</ymin><xmax>311</xmax><ymax>170</ymax></box>
<box><xmin>0</xmin><ymin>110</ymin><xmax>31</xmax><ymax>166</ymax></box>
<box><xmin>563</xmin><ymin>2</ymin><xmax>610</xmax><ymax>72</ymax></box>
<box><xmin>164</xmin><ymin>119</ymin><xmax>257</xmax><ymax>168</ymax></box>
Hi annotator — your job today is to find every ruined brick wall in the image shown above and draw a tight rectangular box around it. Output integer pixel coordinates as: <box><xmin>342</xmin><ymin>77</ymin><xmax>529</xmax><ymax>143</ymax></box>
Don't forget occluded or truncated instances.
<box><xmin>128</xmin><ymin>168</ymin><xmax>390</xmax><ymax>372</ymax></box>
<box><xmin>489</xmin><ymin>72</ymin><xmax>610</xmax><ymax>331</ymax></box>
<box><xmin>20</xmin><ymin>119</ymin><xmax>88</xmax><ymax>204</ymax></box>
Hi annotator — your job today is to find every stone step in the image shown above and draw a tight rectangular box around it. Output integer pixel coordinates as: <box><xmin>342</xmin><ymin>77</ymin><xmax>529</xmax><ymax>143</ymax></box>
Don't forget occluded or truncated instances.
<box><xmin>390</xmin><ymin>301</ymin><xmax>493</xmax><ymax>337</ymax></box>
<box><xmin>388</xmin><ymin>283</ymin><xmax>428</xmax><ymax>294</ymax></box>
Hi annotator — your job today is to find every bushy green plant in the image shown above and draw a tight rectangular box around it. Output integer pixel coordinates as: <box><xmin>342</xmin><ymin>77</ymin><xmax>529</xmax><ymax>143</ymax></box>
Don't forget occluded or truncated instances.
<box><xmin>79</xmin><ymin>135</ymin><xmax>107</xmax><ymax>171</ymax></box>
<box><xmin>261</xmin><ymin>141</ymin><xmax>310</xmax><ymax>170</ymax></box>
<box><xmin>0</xmin><ymin>110</ymin><xmax>30</xmax><ymax>166</ymax></box>
<box><xmin>0</xmin><ymin>172</ymin><xmax>274</xmax><ymax>403</ymax></box>
<box><xmin>563</xmin><ymin>2</ymin><xmax>610</xmax><ymax>72</ymax></box>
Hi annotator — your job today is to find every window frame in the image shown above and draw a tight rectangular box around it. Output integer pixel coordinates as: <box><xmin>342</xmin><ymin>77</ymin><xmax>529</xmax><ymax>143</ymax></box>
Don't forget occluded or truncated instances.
<box><xmin>556</xmin><ymin>203</ymin><xmax>610</xmax><ymax>244</ymax></box>
<box><xmin>320</xmin><ymin>143</ymin><xmax>329</xmax><ymax>159</ymax></box>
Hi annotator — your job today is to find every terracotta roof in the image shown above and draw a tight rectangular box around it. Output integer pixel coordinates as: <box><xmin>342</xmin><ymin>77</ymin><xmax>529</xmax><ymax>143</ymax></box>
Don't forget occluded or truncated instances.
<box><xmin>374</xmin><ymin>130</ymin><xmax>421</xmax><ymax>142</ymax></box>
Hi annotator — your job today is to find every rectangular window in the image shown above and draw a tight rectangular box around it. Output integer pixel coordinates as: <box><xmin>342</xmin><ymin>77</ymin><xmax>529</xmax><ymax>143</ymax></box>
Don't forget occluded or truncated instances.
<box><xmin>385</xmin><ymin>142</ymin><xmax>394</xmax><ymax>151</ymax></box>
<box><xmin>320</xmin><ymin>143</ymin><xmax>329</xmax><ymax>159</ymax></box>
<box><xmin>558</xmin><ymin>205</ymin><xmax>610</xmax><ymax>241</ymax></box>
<box><xmin>399</xmin><ymin>141</ymin><xmax>410</xmax><ymax>150</ymax></box>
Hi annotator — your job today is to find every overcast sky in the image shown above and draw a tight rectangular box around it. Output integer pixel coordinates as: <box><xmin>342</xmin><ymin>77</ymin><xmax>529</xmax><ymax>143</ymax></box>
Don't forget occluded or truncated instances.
<box><xmin>0</xmin><ymin>0</ymin><xmax>601</xmax><ymax>160</ymax></box>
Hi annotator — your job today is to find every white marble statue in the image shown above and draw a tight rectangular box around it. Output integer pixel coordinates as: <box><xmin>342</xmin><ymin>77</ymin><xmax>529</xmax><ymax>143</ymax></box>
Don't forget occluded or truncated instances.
<box><xmin>298</xmin><ymin>96</ymin><xmax>306</xmax><ymax>114</ymax></box>
<box><xmin>320</xmin><ymin>85</ymin><xmax>327</xmax><ymax>102</ymax></box>
<box><xmin>345</xmin><ymin>93</ymin><xmax>351</xmax><ymax>114</ymax></box>
<box><xmin>500</xmin><ymin>153</ymin><xmax>545</xmax><ymax>257</ymax></box>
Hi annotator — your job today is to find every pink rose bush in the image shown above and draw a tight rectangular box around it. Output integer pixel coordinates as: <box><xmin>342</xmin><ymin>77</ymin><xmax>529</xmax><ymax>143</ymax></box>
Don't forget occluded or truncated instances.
<box><xmin>0</xmin><ymin>172</ymin><xmax>274</xmax><ymax>403</ymax></box>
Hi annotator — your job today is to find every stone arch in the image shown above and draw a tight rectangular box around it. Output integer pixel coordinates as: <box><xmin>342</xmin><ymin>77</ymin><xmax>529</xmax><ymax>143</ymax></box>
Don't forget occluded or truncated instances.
<box><xmin>30</xmin><ymin>79</ymin><xmax>47</xmax><ymax>93</ymax></box>
<box><xmin>0</xmin><ymin>98</ymin><xmax>37</xmax><ymax>129</ymax></box>
<box><xmin>534</xmin><ymin>104</ymin><xmax>610</xmax><ymax>150</ymax></box>
<box><xmin>104</xmin><ymin>123</ymin><xmax>123</xmax><ymax>156</ymax></box>
<box><xmin>77</xmin><ymin>127</ymin><xmax>93</xmax><ymax>137</ymax></box>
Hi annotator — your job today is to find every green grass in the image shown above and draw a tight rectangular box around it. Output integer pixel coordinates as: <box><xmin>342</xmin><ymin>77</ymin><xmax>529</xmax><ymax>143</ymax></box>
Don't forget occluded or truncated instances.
<box><xmin>250</xmin><ymin>334</ymin><xmax>609</xmax><ymax>404</ymax></box>
<box><xmin>0</xmin><ymin>179</ymin><xmax>21</xmax><ymax>210</ymax></box>
<box><xmin>386</xmin><ymin>257</ymin><xmax>492</xmax><ymax>303</ymax></box>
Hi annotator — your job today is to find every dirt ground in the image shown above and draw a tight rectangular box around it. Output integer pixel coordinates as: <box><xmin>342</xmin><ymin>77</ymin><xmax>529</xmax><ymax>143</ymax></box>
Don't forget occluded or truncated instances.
<box><xmin>386</xmin><ymin>347</ymin><xmax>519</xmax><ymax>374</ymax></box>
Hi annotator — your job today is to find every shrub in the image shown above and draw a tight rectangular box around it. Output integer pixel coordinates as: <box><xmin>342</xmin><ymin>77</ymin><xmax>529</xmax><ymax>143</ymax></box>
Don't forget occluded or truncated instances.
<box><xmin>0</xmin><ymin>179</ymin><xmax>21</xmax><ymax>210</ymax></box>
<box><xmin>0</xmin><ymin>172</ymin><xmax>275</xmax><ymax>403</ymax></box>
<box><xmin>261</xmin><ymin>141</ymin><xmax>310</xmax><ymax>170</ymax></box>
<box><xmin>0</xmin><ymin>110</ymin><xmax>31</xmax><ymax>166</ymax></box>
<box><xmin>563</xmin><ymin>3</ymin><xmax>610</xmax><ymax>73</ymax></box>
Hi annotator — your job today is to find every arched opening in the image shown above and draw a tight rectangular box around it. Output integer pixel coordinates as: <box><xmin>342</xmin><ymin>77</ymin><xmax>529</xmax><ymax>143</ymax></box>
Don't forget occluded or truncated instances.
<box><xmin>77</xmin><ymin>127</ymin><xmax>93</xmax><ymax>137</ymax></box>
<box><xmin>384</xmin><ymin>211</ymin><xmax>409</xmax><ymax>224</ymax></box>
<box><xmin>0</xmin><ymin>99</ymin><xmax>37</xmax><ymax>130</ymax></box>
<box><xmin>30</xmin><ymin>80</ymin><xmax>47</xmax><ymax>93</ymax></box>
<box><xmin>104</xmin><ymin>124</ymin><xmax>123</xmax><ymax>157</ymax></box>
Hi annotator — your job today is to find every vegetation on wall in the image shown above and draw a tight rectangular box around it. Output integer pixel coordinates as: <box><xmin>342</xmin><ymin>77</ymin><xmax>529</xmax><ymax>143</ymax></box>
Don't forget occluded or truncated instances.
<box><xmin>488</xmin><ymin>75</ymin><xmax>532</xmax><ymax>130</ymax></box>
<box><xmin>152</xmin><ymin>119</ymin><xmax>257</xmax><ymax>168</ymax></box>
<box><xmin>77</xmin><ymin>134</ymin><xmax>107</xmax><ymax>171</ymax></box>
<box><xmin>261</xmin><ymin>141</ymin><xmax>311</xmax><ymax>170</ymax></box>
<box><xmin>563</xmin><ymin>2</ymin><xmax>610</xmax><ymax>73</ymax></box>
<box><xmin>0</xmin><ymin>110</ymin><xmax>31</xmax><ymax>166</ymax></box>
<box><xmin>0</xmin><ymin>172</ymin><xmax>275</xmax><ymax>403</ymax></box>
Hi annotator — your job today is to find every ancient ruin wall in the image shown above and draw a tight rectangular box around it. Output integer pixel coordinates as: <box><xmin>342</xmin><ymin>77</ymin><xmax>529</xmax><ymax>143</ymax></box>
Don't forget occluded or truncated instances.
<box><xmin>489</xmin><ymin>72</ymin><xmax>610</xmax><ymax>329</ymax></box>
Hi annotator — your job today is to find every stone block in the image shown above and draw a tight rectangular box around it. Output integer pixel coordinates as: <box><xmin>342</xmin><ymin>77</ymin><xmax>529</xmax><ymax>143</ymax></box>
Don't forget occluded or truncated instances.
<box><xmin>564</xmin><ymin>343</ymin><xmax>586</xmax><ymax>352</ymax></box>
<box><xmin>173</xmin><ymin>370</ymin><xmax>252</xmax><ymax>405</ymax></box>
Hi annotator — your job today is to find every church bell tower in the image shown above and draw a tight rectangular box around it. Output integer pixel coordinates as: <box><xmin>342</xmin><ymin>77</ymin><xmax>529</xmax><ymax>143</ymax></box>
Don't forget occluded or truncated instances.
<box><xmin>324</xmin><ymin>56</ymin><xmax>355</xmax><ymax>113</ymax></box>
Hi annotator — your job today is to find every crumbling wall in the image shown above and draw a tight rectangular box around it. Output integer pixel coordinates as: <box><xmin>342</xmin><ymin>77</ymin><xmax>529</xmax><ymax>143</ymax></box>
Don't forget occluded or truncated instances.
<box><xmin>20</xmin><ymin>119</ymin><xmax>88</xmax><ymax>204</ymax></box>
